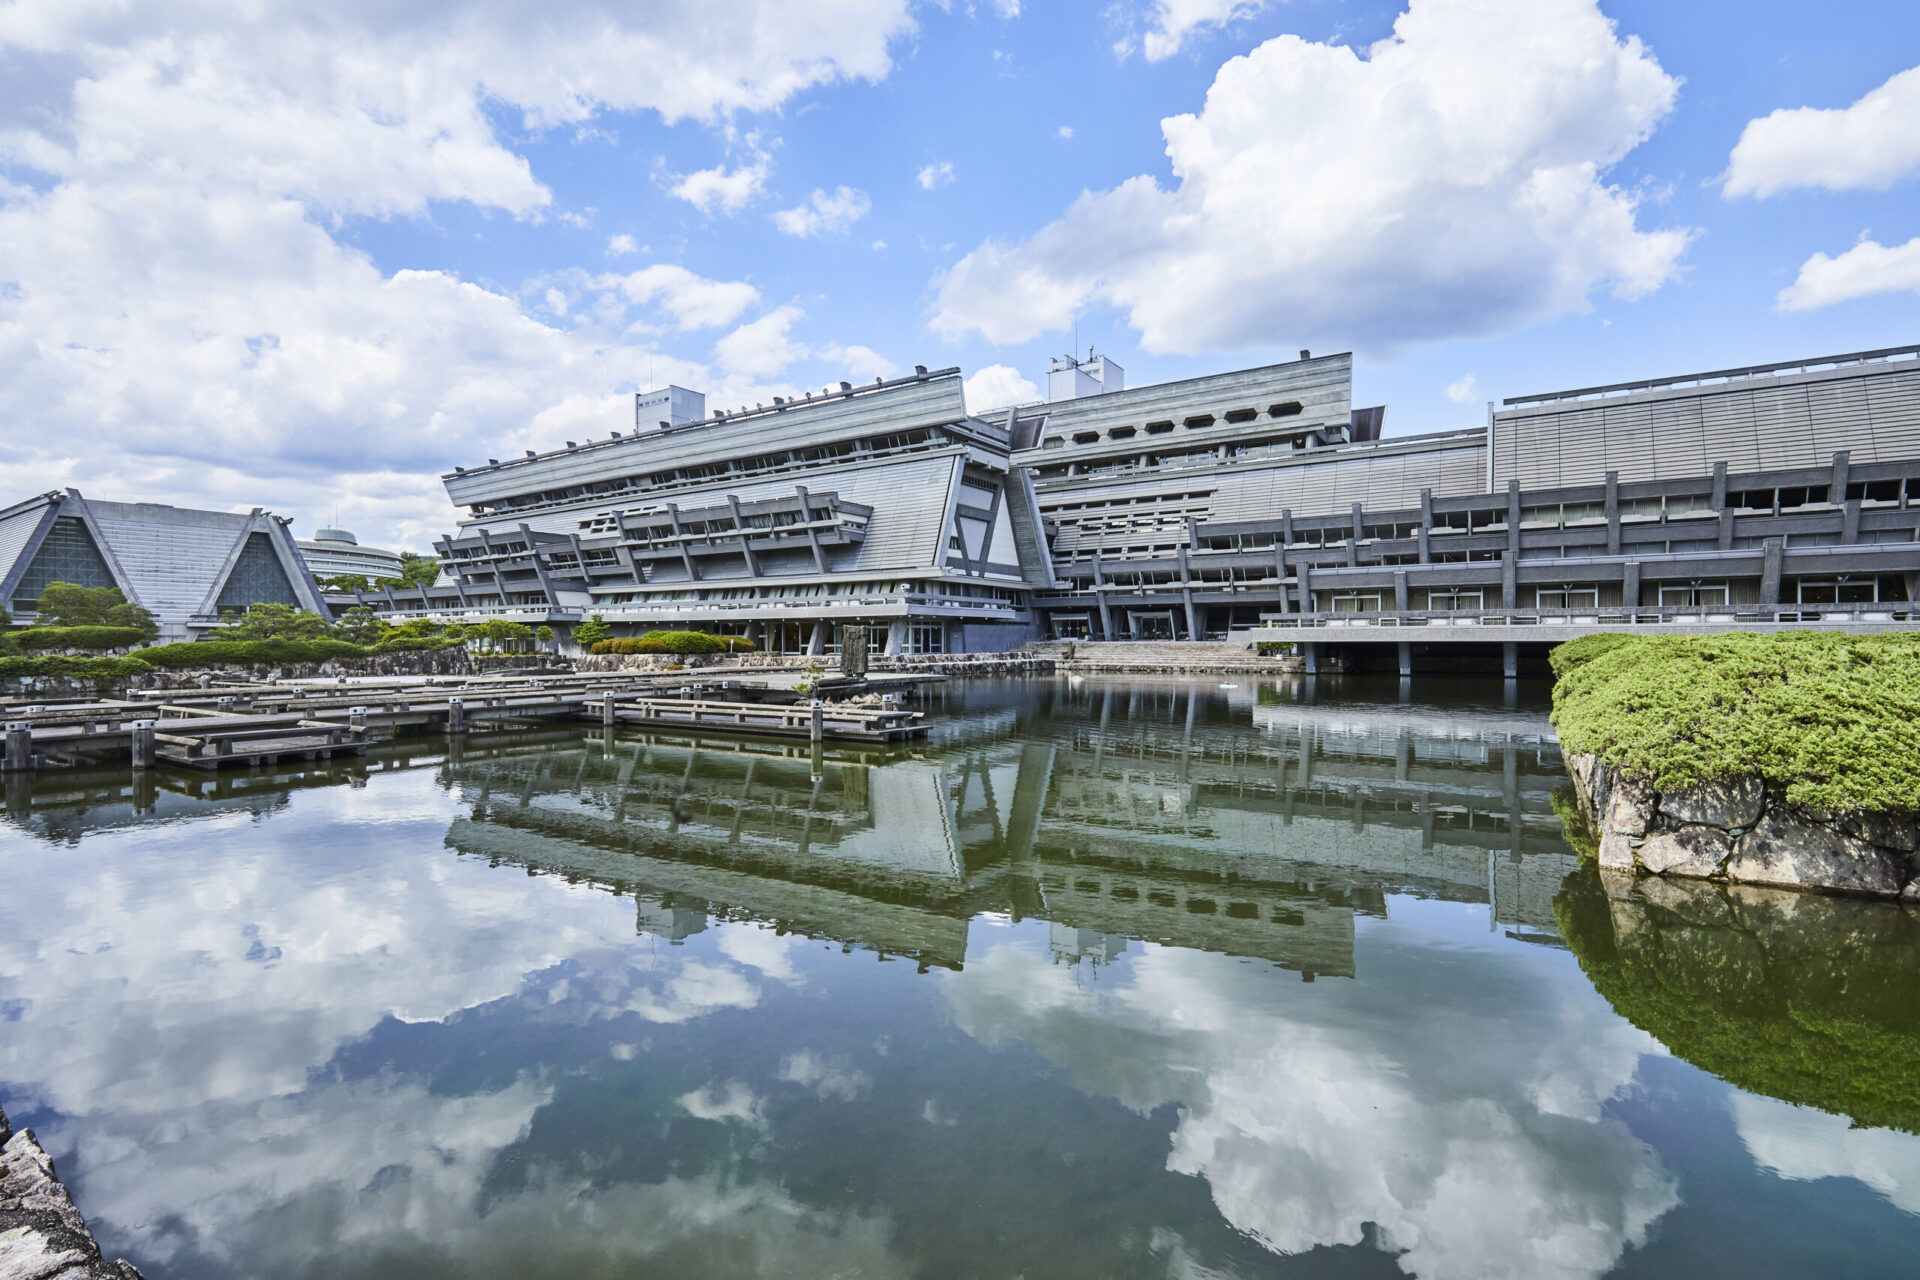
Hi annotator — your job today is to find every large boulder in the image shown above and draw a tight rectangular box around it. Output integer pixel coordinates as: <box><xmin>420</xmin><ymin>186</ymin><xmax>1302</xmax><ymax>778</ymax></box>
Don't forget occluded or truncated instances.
<box><xmin>1659</xmin><ymin>776</ymin><xmax>1764</xmax><ymax>831</ymax></box>
<box><xmin>1636</xmin><ymin>825</ymin><xmax>1732</xmax><ymax>878</ymax></box>
<box><xmin>1727</xmin><ymin>810</ymin><xmax>1906</xmax><ymax>897</ymax></box>
<box><xmin>1603</xmin><ymin>776</ymin><xmax>1654</xmax><ymax>837</ymax></box>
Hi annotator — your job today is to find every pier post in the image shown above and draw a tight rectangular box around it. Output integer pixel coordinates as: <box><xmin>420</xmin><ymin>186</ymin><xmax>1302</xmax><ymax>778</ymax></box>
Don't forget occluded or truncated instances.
<box><xmin>349</xmin><ymin>707</ymin><xmax>368</xmax><ymax>743</ymax></box>
<box><xmin>809</xmin><ymin>700</ymin><xmax>824</xmax><ymax>743</ymax></box>
<box><xmin>4</xmin><ymin>722</ymin><xmax>29</xmax><ymax>773</ymax></box>
<box><xmin>602</xmin><ymin>692</ymin><xmax>616</xmax><ymax>729</ymax></box>
<box><xmin>447</xmin><ymin>697</ymin><xmax>468</xmax><ymax>734</ymax></box>
<box><xmin>131</xmin><ymin>720</ymin><xmax>156</xmax><ymax>770</ymax></box>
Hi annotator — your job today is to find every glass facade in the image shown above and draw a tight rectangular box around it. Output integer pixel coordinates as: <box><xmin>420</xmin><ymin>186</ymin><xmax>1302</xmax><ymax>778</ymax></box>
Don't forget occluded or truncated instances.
<box><xmin>11</xmin><ymin>517</ymin><xmax>116</xmax><ymax>613</ymax></box>
<box><xmin>214</xmin><ymin>532</ymin><xmax>300</xmax><ymax>613</ymax></box>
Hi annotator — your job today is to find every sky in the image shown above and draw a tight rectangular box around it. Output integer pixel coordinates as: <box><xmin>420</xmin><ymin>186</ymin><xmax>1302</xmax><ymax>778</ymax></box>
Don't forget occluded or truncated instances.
<box><xmin>2</xmin><ymin>0</ymin><xmax>1918</xmax><ymax>551</ymax></box>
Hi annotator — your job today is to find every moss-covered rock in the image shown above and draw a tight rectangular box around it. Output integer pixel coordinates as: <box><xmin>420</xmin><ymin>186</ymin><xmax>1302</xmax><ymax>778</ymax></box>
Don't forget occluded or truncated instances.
<box><xmin>1550</xmin><ymin>632</ymin><xmax>1920</xmax><ymax>816</ymax></box>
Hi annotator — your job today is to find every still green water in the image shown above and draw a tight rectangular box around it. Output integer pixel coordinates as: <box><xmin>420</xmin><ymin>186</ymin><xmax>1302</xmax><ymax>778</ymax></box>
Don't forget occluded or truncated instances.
<box><xmin>1</xmin><ymin>676</ymin><xmax>1917</xmax><ymax>1279</ymax></box>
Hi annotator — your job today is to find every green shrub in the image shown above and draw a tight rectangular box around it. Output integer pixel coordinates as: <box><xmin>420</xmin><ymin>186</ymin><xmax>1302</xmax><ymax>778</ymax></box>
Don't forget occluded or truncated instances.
<box><xmin>136</xmin><ymin>638</ymin><xmax>370</xmax><ymax>668</ymax></box>
<box><xmin>1546</xmin><ymin>632</ymin><xmax>1635</xmax><ymax>680</ymax></box>
<box><xmin>572</xmin><ymin>613</ymin><xmax>612</xmax><ymax>647</ymax></box>
<box><xmin>591</xmin><ymin>631</ymin><xmax>756</xmax><ymax>655</ymax></box>
<box><xmin>15</xmin><ymin>626</ymin><xmax>154</xmax><ymax>652</ymax></box>
<box><xmin>0</xmin><ymin>655</ymin><xmax>153</xmax><ymax>679</ymax></box>
<box><xmin>369</xmin><ymin>635</ymin><xmax>460</xmax><ymax>654</ymax></box>
<box><xmin>1550</xmin><ymin>631</ymin><xmax>1920</xmax><ymax>815</ymax></box>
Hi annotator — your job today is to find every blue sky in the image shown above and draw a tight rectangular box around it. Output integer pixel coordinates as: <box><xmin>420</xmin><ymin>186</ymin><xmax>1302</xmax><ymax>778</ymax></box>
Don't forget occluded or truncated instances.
<box><xmin>3</xmin><ymin>0</ymin><xmax>1918</xmax><ymax>548</ymax></box>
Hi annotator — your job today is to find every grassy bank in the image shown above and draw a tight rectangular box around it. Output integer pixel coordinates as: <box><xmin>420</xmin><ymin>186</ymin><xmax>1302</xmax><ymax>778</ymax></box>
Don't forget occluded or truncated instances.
<box><xmin>1549</xmin><ymin>631</ymin><xmax>1920</xmax><ymax>815</ymax></box>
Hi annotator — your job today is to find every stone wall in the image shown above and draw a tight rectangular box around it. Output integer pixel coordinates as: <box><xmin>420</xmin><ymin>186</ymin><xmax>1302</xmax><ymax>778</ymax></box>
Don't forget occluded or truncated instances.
<box><xmin>1566</xmin><ymin>752</ymin><xmax>1920</xmax><ymax>900</ymax></box>
<box><xmin>0</xmin><ymin>1103</ymin><xmax>143</xmax><ymax>1279</ymax></box>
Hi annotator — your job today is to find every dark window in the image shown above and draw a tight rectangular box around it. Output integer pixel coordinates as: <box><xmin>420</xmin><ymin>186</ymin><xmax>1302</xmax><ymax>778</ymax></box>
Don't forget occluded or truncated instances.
<box><xmin>11</xmin><ymin>517</ymin><xmax>117</xmax><ymax>613</ymax></box>
<box><xmin>1224</xmin><ymin>408</ymin><xmax>1258</xmax><ymax>424</ymax></box>
<box><xmin>1184</xmin><ymin>414</ymin><xmax>1215</xmax><ymax>429</ymax></box>
<box><xmin>1268</xmin><ymin>402</ymin><xmax>1304</xmax><ymax>417</ymax></box>
<box><xmin>215</xmin><ymin>532</ymin><xmax>300</xmax><ymax>612</ymax></box>
<box><xmin>1072</xmin><ymin>431</ymin><xmax>1099</xmax><ymax>444</ymax></box>
<box><xmin>1145</xmin><ymin>421</ymin><xmax>1175</xmax><ymax>435</ymax></box>
<box><xmin>1109</xmin><ymin>425</ymin><xmax>1137</xmax><ymax>440</ymax></box>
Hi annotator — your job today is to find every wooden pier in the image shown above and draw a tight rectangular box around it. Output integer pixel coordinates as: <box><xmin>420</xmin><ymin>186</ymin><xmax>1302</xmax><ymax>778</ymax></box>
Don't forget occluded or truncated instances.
<box><xmin>0</xmin><ymin>671</ymin><xmax>927</xmax><ymax>773</ymax></box>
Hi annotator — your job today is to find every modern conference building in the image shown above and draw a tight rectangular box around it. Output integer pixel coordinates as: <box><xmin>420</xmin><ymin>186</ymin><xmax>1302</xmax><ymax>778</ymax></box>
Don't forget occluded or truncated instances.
<box><xmin>353</xmin><ymin>368</ymin><xmax>1051</xmax><ymax>654</ymax></box>
<box><xmin>352</xmin><ymin>342</ymin><xmax>1920</xmax><ymax>665</ymax></box>
<box><xmin>297</xmin><ymin>527</ymin><xmax>407</xmax><ymax>584</ymax></box>
<box><xmin>0</xmin><ymin>490</ymin><xmax>330</xmax><ymax>640</ymax></box>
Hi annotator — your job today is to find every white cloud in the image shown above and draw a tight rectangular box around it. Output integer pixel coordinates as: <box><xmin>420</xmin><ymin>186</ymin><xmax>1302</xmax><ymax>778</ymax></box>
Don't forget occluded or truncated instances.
<box><xmin>778</xmin><ymin>1050</ymin><xmax>873</xmax><ymax>1102</ymax></box>
<box><xmin>1733</xmin><ymin>1094</ymin><xmax>1920</xmax><ymax>1216</ymax></box>
<box><xmin>818</xmin><ymin>342</ymin><xmax>900</xmax><ymax>381</ymax></box>
<box><xmin>1776</xmin><ymin>236</ymin><xmax>1920</xmax><ymax>312</ymax></box>
<box><xmin>1057</xmin><ymin>125</ymin><xmax>1074</xmax><ymax>139</ymax></box>
<box><xmin>1139</xmin><ymin>0</ymin><xmax>1273</xmax><ymax>62</ymax></box>
<box><xmin>963</xmin><ymin>364</ymin><xmax>1041</xmax><ymax>415</ymax></box>
<box><xmin>1445</xmin><ymin>374</ymin><xmax>1479</xmax><ymax>404</ymax></box>
<box><xmin>993</xmin><ymin>0</ymin><xmax>1022</xmax><ymax>16</ymax></box>
<box><xmin>670</xmin><ymin>141</ymin><xmax>775</xmax><ymax>214</ymax></box>
<box><xmin>944</xmin><ymin>930</ymin><xmax>1677</xmax><ymax>1280</ymax></box>
<box><xmin>677</xmin><ymin>1080</ymin><xmax>764</xmax><ymax>1125</ymax></box>
<box><xmin>933</xmin><ymin>0</ymin><xmax>1688</xmax><ymax>356</ymax></box>
<box><xmin>602</xmin><ymin>263</ymin><xmax>761</xmax><ymax>330</ymax></box>
<box><xmin>606</xmin><ymin>233</ymin><xmax>639</xmax><ymax>256</ymax></box>
<box><xmin>0</xmin><ymin>0</ymin><xmax>914</xmax><ymax>548</ymax></box>
<box><xmin>713</xmin><ymin>304</ymin><xmax>809</xmax><ymax>378</ymax></box>
<box><xmin>1725</xmin><ymin>64</ymin><xmax>1920</xmax><ymax>199</ymax></box>
<box><xmin>917</xmin><ymin>160</ymin><xmax>956</xmax><ymax>190</ymax></box>
<box><xmin>773</xmin><ymin>185</ymin><xmax>873</xmax><ymax>237</ymax></box>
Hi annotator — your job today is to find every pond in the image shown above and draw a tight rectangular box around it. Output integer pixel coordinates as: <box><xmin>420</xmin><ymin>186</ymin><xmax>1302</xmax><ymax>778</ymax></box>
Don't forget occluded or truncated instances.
<box><xmin>2</xmin><ymin>676</ymin><xmax>1916</xmax><ymax>1278</ymax></box>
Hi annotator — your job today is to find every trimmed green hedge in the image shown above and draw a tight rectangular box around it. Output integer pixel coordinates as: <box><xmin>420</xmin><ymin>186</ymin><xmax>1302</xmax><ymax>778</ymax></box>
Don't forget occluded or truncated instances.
<box><xmin>136</xmin><ymin>639</ymin><xmax>372</xmax><ymax>668</ymax></box>
<box><xmin>1546</xmin><ymin>632</ymin><xmax>1635</xmax><ymax>680</ymax></box>
<box><xmin>0</xmin><ymin>655</ymin><xmax>154</xmax><ymax>679</ymax></box>
<box><xmin>592</xmin><ymin>631</ymin><xmax>758</xmax><ymax>655</ymax></box>
<box><xmin>14</xmin><ymin>626</ymin><xmax>154</xmax><ymax>652</ymax></box>
<box><xmin>1550</xmin><ymin>631</ymin><xmax>1920</xmax><ymax>815</ymax></box>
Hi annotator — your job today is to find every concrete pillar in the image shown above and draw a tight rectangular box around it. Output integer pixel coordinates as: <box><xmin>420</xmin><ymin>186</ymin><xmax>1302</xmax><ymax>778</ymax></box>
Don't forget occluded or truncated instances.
<box><xmin>1393</xmin><ymin>571</ymin><xmax>1409</xmax><ymax>614</ymax></box>
<box><xmin>1502</xmin><ymin>642</ymin><xmax>1518</xmax><ymax>680</ymax></box>
<box><xmin>602</xmin><ymin>692</ymin><xmax>617</xmax><ymax>728</ymax></box>
<box><xmin>1843</xmin><ymin>499</ymin><xmax>1862</xmax><ymax>545</ymax></box>
<box><xmin>885</xmin><ymin>619</ymin><xmax>908</xmax><ymax>656</ymax></box>
<box><xmin>809</xmin><ymin>700</ymin><xmax>824</xmax><ymax>743</ymax></box>
<box><xmin>1398</xmin><ymin>641</ymin><xmax>1412</xmax><ymax>678</ymax></box>
<box><xmin>1296</xmin><ymin>565</ymin><xmax>1313</xmax><ymax>614</ymax></box>
<box><xmin>1182</xmin><ymin>591</ymin><xmax>1200</xmax><ymax>640</ymax></box>
<box><xmin>1303</xmin><ymin>642</ymin><xmax>1319</xmax><ymax>675</ymax></box>
<box><xmin>1623</xmin><ymin>561</ymin><xmax>1642</xmax><ymax>611</ymax></box>
<box><xmin>4</xmin><ymin>722</ymin><xmax>29</xmax><ymax>773</ymax></box>
<box><xmin>1712</xmin><ymin>461</ymin><xmax>1728</xmax><ymax>511</ymax></box>
<box><xmin>1417</xmin><ymin>526</ymin><xmax>1431</xmax><ymax>565</ymax></box>
<box><xmin>447</xmin><ymin>697</ymin><xmax>468</xmax><ymax>734</ymax></box>
<box><xmin>1760</xmin><ymin>538</ymin><xmax>1784</xmax><ymax>605</ymax></box>
<box><xmin>806</xmin><ymin>621</ymin><xmax>828</xmax><ymax>656</ymax></box>
<box><xmin>1605</xmin><ymin>472</ymin><xmax>1621</xmax><ymax>556</ymax></box>
<box><xmin>1831</xmin><ymin>450</ymin><xmax>1850</xmax><ymax>501</ymax></box>
<box><xmin>131</xmin><ymin>721</ymin><xmax>156</xmax><ymax>770</ymax></box>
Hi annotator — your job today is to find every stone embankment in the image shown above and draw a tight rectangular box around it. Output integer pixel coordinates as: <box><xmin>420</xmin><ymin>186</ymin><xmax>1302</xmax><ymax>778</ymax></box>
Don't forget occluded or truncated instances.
<box><xmin>0</xmin><ymin>1104</ymin><xmax>143</xmax><ymax>1279</ymax></box>
<box><xmin>1026</xmin><ymin>640</ymin><xmax>1306</xmax><ymax>674</ymax></box>
<box><xmin>1566</xmin><ymin>752</ymin><xmax>1920</xmax><ymax>900</ymax></box>
<box><xmin>575</xmin><ymin>651</ymin><xmax>1051</xmax><ymax>677</ymax></box>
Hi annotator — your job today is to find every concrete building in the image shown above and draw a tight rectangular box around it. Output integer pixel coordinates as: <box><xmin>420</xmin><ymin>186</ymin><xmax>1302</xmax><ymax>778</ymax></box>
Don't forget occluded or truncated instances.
<box><xmin>352</xmin><ymin>340</ymin><xmax>1920</xmax><ymax>662</ymax></box>
<box><xmin>0</xmin><ymin>489</ymin><xmax>329</xmax><ymax>640</ymax></box>
<box><xmin>1013</xmin><ymin>344</ymin><xmax>1920</xmax><ymax>670</ymax></box>
<box><xmin>355</xmin><ymin>366</ymin><xmax>1053</xmax><ymax>654</ymax></box>
<box><xmin>297</xmin><ymin>527</ymin><xmax>406</xmax><ymax>584</ymax></box>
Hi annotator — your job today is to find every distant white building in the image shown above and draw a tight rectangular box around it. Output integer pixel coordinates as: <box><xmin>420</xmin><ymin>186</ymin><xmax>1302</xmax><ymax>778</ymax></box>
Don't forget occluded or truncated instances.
<box><xmin>0</xmin><ymin>489</ymin><xmax>329</xmax><ymax>640</ymax></box>
<box><xmin>298</xmin><ymin>527</ymin><xmax>406</xmax><ymax>584</ymax></box>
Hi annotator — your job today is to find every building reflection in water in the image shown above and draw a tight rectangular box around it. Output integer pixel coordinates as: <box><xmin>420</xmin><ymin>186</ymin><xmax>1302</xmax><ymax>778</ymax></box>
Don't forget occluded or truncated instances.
<box><xmin>425</xmin><ymin>676</ymin><xmax>1577</xmax><ymax>979</ymax></box>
